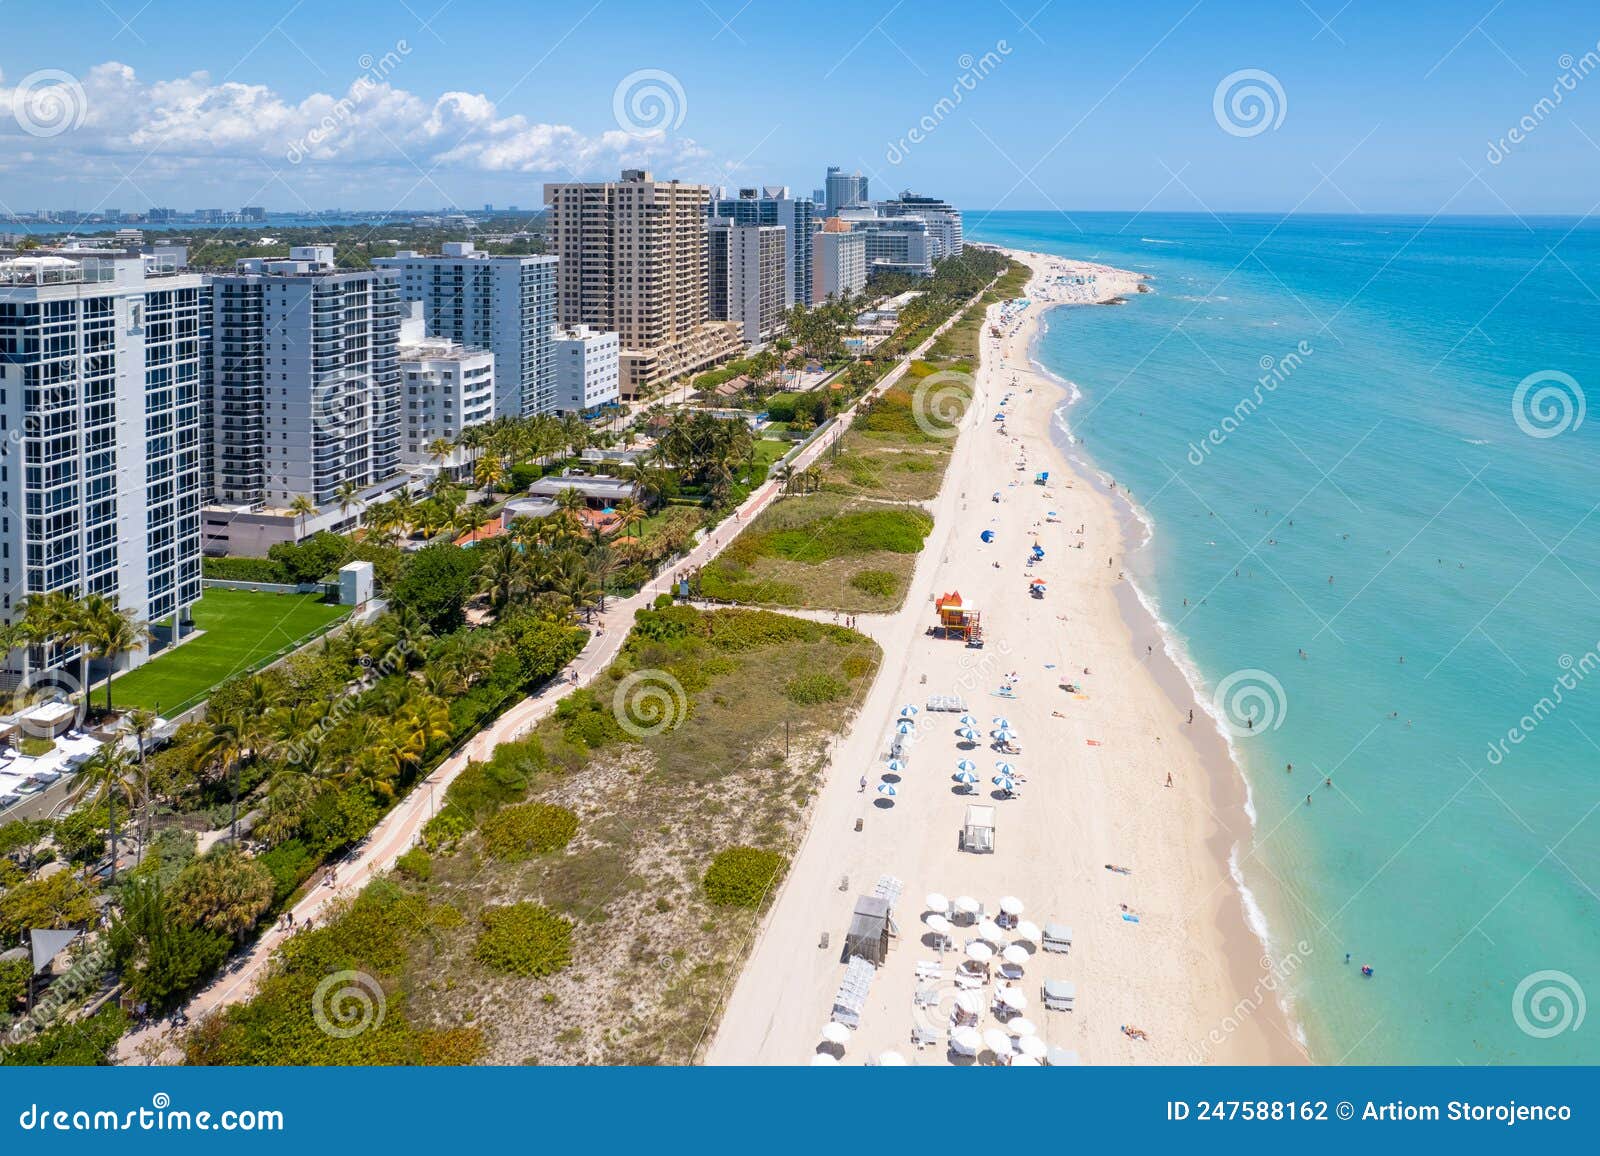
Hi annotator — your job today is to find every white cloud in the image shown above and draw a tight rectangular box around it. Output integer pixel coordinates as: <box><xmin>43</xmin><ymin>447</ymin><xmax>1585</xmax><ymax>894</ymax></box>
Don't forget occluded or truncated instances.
<box><xmin>0</xmin><ymin>61</ymin><xmax>711</xmax><ymax>203</ymax></box>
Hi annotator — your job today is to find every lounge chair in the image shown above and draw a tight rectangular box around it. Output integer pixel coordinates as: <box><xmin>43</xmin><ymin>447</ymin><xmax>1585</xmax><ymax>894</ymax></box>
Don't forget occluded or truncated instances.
<box><xmin>1041</xmin><ymin>922</ymin><xmax>1073</xmax><ymax>954</ymax></box>
<box><xmin>954</xmin><ymin>973</ymin><xmax>984</xmax><ymax>991</ymax></box>
<box><xmin>914</xmin><ymin>987</ymin><xmax>939</xmax><ymax>1007</ymax></box>
<box><xmin>1043</xmin><ymin>979</ymin><xmax>1076</xmax><ymax>1011</ymax></box>
<box><xmin>915</xmin><ymin>961</ymin><xmax>944</xmax><ymax>980</ymax></box>
<box><xmin>911</xmin><ymin>1026</ymin><xmax>941</xmax><ymax>1050</ymax></box>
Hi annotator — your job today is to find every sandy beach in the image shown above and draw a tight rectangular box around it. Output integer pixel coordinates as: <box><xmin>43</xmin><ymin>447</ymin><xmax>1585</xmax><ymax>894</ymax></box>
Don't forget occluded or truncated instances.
<box><xmin>707</xmin><ymin>248</ymin><xmax>1304</xmax><ymax>1066</ymax></box>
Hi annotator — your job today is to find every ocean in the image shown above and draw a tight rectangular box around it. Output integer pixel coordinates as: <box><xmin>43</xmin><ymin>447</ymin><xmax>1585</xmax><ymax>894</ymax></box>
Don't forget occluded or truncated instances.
<box><xmin>966</xmin><ymin>211</ymin><xmax>1600</xmax><ymax>1065</ymax></box>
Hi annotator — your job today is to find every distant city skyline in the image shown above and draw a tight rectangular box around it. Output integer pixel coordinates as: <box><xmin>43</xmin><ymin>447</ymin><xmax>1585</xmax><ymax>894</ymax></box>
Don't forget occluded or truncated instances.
<box><xmin>0</xmin><ymin>0</ymin><xmax>1597</xmax><ymax>215</ymax></box>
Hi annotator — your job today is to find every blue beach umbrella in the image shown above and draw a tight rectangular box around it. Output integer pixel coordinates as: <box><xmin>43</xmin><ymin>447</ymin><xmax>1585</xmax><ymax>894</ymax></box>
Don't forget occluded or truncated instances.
<box><xmin>899</xmin><ymin>704</ymin><xmax>920</xmax><ymax>717</ymax></box>
<box><xmin>877</xmin><ymin>783</ymin><xmax>898</xmax><ymax>797</ymax></box>
<box><xmin>886</xmin><ymin>759</ymin><xmax>906</xmax><ymax>772</ymax></box>
<box><xmin>896</xmin><ymin>720</ymin><xmax>916</xmax><ymax>735</ymax></box>
<box><xmin>995</xmin><ymin>761</ymin><xmax>1018</xmax><ymax>776</ymax></box>
<box><xmin>992</xmin><ymin>716</ymin><xmax>1011</xmax><ymax>728</ymax></box>
<box><xmin>994</xmin><ymin>728</ymin><xmax>1018</xmax><ymax>742</ymax></box>
<box><xmin>994</xmin><ymin>777</ymin><xmax>1016</xmax><ymax>793</ymax></box>
<box><xmin>954</xmin><ymin>771</ymin><xmax>979</xmax><ymax>785</ymax></box>
<box><xmin>980</xmin><ymin>529</ymin><xmax>996</xmax><ymax>544</ymax></box>
<box><xmin>955</xmin><ymin>759</ymin><xmax>979</xmax><ymax>773</ymax></box>
<box><xmin>957</xmin><ymin>728</ymin><xmax>981</xmax><ymax>742</ymax></box>
<box><xmin>959</xmin><ymin>715</ymin><xmax>979</xmax><ymax>727</ymax></box>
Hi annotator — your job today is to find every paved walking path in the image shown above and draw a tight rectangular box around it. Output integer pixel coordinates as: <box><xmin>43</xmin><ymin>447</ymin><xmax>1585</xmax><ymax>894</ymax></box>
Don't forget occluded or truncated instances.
<box><xmin>116</xmin><ymin>288</ymin><xmax>988</xmax><ymax>1065</ymax></box>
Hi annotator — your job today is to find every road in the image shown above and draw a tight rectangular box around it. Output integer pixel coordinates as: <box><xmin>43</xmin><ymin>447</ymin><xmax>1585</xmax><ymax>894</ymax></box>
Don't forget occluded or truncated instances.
<box><xmin>115</xmin><ymin>284</ymin><xmax>990</xmax><ymax>1065</ymax></box>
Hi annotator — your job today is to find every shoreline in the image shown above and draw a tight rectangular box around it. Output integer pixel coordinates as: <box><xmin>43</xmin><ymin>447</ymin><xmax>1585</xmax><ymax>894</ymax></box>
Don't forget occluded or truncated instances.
<box><xmin>708</xmin><ymin>249</ymin><xmax>1302</xmax><ymax>1066</ymax></box>
<box><xmin>1022</xmin><ymin>279</ymin><xmax>1309</xmax><ymax>1060</ymax></box>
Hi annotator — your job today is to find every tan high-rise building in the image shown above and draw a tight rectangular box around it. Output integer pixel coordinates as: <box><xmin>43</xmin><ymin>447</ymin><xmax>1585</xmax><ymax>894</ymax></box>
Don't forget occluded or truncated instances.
<box><xmin>543</xmin><ymin>169</ymin><xmax>743</xmax><ymax>398</ymax></box>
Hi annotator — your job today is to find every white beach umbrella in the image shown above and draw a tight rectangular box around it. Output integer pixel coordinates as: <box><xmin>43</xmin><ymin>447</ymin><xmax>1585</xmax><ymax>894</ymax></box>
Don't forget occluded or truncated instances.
<box><xmin>994</xmin><ymin>761</ymin><xmax>1018</xmax><ymax>776</ymax></box>
<box><xmin>954</xmin><ymin>771</ymin><xmax>979</xmax><ymax>785</ymax></box>
<box><xmin>996</xmin><ymin>986</ymin><xmax>1029</xmax><ymax>1011</ymax></box>
<box><xmin>1002</xmin><ymin>944</ymin><xmax>1030</xmax><ymax>966</ymax></box>
<box><xmin>885</xmin><ymin>759</ymin><xmax>906</xmax><ymax>772</ymax></box>
<box><xmin>950</xmin><ymin>1026</ymin><xmax>982</xmax><ymax>1054</ymax></box>
<box><xmin>992</xmin><ymin>716</ymin><xmax>1011</xmax><ymax>728</ymax></box>
<box><xmin>977</xmin><ymin>918</ymin><xmax>1005</xmax><ymax>943</ymax></box>
<box><xmin>999</xmin><ymin>896</ymin><xmax>1025</xmax><ymax>917</ymax></box>
<box><xmin>926</xmin><ymin>913</ymin><xmax>953</xmax><ymax>934</ymax></box>
<box><xmin>895</xmin><ymin>720</ymin><xmax>916</xmax><ymax>735</ymax></box>
<box><xmin>1007</xmin><ymin>1017</ymin><xmax>1037</xmax><ymax>1038</ymax></box>
<box><xmin>876</xmin><ymin>783</ymin><xmax>898</xmax><ymax>797</ymax></box>
<box><xmin>957</xmin><ymin>728</ymin><xmax>981</xmax><ymax>742</ymax></box>
<box><xmin>810</xmin><ymin>1052</ymin><xmax>840</xmax><ymax>1066</ymax></box>
<box><xmin>994</xmin><ymin>728</ymin><xmax>1018</xmax><ymax>742</ymax></box>
<box><xmin>954</xmin><ymin>895</ymin><xmax>982</xmax><ymax>916</ymax></box>
<box><xmin>959</xmin><ymin>715</ymin><xmax>980</xmax><ymax>727</ymax></box>
<box><xmin>992</xmin><ymin>775</ymin><xmax>1016</xmax><ymax>790</ymax></box>
<box><xmin>925</xmin><ymin>892</ymin><xmax>950</xmax><ymax>914</ymax></box>
<box><xmin>953</xmin><ymin>991</ymin><xmax>983</xmax><ymax>1016</ymax></box>
<box><xmin>1014</xmin><ymin>920</ymin><xmax>1041</xmax><ymax>943</ymax></box>
<box><xmin>1018</xmin><ymin>1036</ymin><xmax>1048</xmax><ymax>1060</ymax></box>
<box><xmin>877</xmin><ymin>1050</ymin><xmax>908</xmax><ymax>1066</ymax></box>
<box><xmin>899</xmin><ymin>704</ymin><xmax>920</xmax><ymax>717</ymax></box>
<box><xmin>965</xmin><ymin>941</ymin><xmax>994</xmax><ymax>962</ymax></box>
<box><xmin>984</xmin><ymin>1029</ymin><xmax>1015</xmax><ymax>1057</ymax></box>
<box><xmin>821</xmin><ymin>1021</ymin><xmax>851</xmax><ymax>1045</ymax></box>
<box><xmin>1010</xmin><ymin>1053</ymin><xmax>1041</xmax><ymax>1066</ymax></box>
<box><xmin>955</xmin><ymin>759</ymin><xmax>979</xmax><ymax>772</ymax></box>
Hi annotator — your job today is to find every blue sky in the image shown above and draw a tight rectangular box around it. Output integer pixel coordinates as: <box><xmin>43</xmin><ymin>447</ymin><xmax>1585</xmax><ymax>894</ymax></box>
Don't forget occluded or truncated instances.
<box><xmin>1</xmin><ymin>0</ymin><xmax>1597</xmax><ymax>215</ymax></box>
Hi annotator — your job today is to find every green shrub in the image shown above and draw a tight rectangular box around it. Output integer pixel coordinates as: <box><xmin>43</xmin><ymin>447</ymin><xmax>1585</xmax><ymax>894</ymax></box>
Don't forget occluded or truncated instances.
<box><xmin>422</xmin><ymin>810</ymin><xmax>469</xmax><ymax>851</ymax></box>
<box><xmin>849</xmin><ymin>569</ymin><xmax>898</xmax><ymax>596</ymax></box>
<box><xmin>784</xmin><ymin>672</ymin><xmax>850</xmax><ymax>705</ymax></box>
<box><xmin>202</xmin><ymin>556</ymin><xmax>289</xmax><ymax>583</ymax></box>
<box><xmin>395</xmin><ymin>848</ymin><xmax>433</xmax><ymax>881</ymax></box>
<box><xmin>841</xmin><ymin>655</ymin><xmax>876</xmax><ymax>680</ymax></box>
<box><xmin>703</xmin><ymin>846</ymin><xmax>789</xmax><ymax>909</ymax></box>
<box><xmin>473</xmin><ymin>903</ymin><xmax>574</xmax><ymax>977</ymax></box>
<box><xmin>761</xmin><ymin>508</ymin><xmax>932</xmax><ymax>563</ymax></box>
<box><xmin>480</xmin><ymin>803</ymin><xmax>578</xmax><ymax>862</ymax></box>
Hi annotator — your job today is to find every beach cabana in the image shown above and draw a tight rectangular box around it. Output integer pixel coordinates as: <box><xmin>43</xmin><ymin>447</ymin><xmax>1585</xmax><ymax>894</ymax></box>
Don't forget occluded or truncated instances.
<box><xmin>1042</xmin><ymin>979</ymin><xmax>1076</xmax><ymax>1012</ymax></box>
<box><xmin>960</xmin><ymin>805</ymin><xmax>996</xmax><ymax>854</ymax></box>
<box><xmin>1041</xmin><ymin>923</ymin><xmax>1074</xmax><ymax>954</ymax></box>
<box><xmin>844</xmin><ymin>895</ymin><xmax>894</xmax><ymax>966</ymax></box>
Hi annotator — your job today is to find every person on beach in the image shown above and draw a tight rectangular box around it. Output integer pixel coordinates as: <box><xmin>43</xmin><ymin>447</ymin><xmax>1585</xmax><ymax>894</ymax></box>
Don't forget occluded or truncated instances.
<box><xmin>859</xmin><ymin>775</ymin><xmax>867</xmax><ymax>793</ymax></box>
<box><xmin>1188</xmin><ymin>709</ymin><xmax>1194</xmax><ymax>724</ymax></box>
<box><xmin>1165</xmin><ymin>773</ymin><xmax>1173</xmax><ymax>787</ymax></box>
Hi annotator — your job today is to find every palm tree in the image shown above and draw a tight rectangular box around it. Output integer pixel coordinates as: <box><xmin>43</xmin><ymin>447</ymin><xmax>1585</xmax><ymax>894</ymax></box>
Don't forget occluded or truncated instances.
<box><xmin>68</xmin><ymin>745</ymin><xmax>139</xmax><ymax>883</ymax></box>
<box><xmin>554</xmin><ymin>486</ymin><xmax>587</xmax><ymax>534</ymax></box>
<box><xmin>124</xmin><ymin>706</ymin><xmax>158</xmax><ymax>864</ymax></box>
<box><xmin>195</xmin><ymin>708</ymin><xmax>250</xmax><ymax>845</ymax></box>
<box><xmin>79</xmin><ymin>594</ymin><xmax>153</xmax><ymax>713</ymax></box>
<box><xmin>610</xmin><ymin>497</ymin><xmax>645</xmax><ymax>536</ymax></box>
<box><xmin>474</xmin><ymin>537</ymin><xmax>532</xmax><ymax>614</ymax></box>
<box><xmin>427</xmin><ymin>437</ymin><xmax>455</xmax><ymax>473</ymax></box>
<box><xmin>473</xmin><ymin>453</ymin><xmax>506</xmax><ymax>495</ymax></box>
<box><xmin>335</xmin><ymin>480</ymin><xmax>363</xmax><ymax>529</ymax></box>
<box><xmin>288</xmin><ymin>494</ymin><xmax>317</xmax><ymax>540</ymax></box>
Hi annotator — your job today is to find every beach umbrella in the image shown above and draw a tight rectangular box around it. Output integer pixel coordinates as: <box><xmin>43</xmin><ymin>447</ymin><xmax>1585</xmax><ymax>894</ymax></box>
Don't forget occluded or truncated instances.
<box><xmin>994</xmin><ymin>761</ymin><xmax>1018</xmax><ymax>776</ymax></box>
<box><xmin>953</xmin><ymin>991</ymin><xmax>983</xmax><ymax>1016</ymax></box>
<box><xmin>999</xmin><ymin>896</ymin><xmax>1025</xmax><ymax>917</ymax></box>
<box><xmin>877</xmin><ymin>1051</ymin><xmax>908</xmax><ymax>1066</ymax></box>
<box><xmin>957</xmin><ymin>728</ymin><xmax>981</xmax><ymax>742</ymax></box>
<box><xmin>980</xmin><ymin>530</ymin><xmax>996</xmax><ymax>543</ymax></box>
<box><xmin>1014</xmin><ymin>920</ymin><xmax>1041</xmax><ymax>943</ymax></box>
<box><xmin>899</xmin><ymin>705</ymin><xmax>919</xmax><ymax>717</ymax></box>
<box><xmin>1002</xmin><ymin>944</ymin><xmax>1030</xmax><ymax>966</ymax></box>
<box><xmin>996</xmin><ymin>986</ymin><xmax>1029</xmax><ymax>1011</ymax></box>
<box><xmin>1018</xmin><ymin>1037</ymin><xmax>1048</xmax><ymax>1061</ymax></box>
<box><xmin>951</xmin><ymin>1026</ymin><xmax>982</xmax><ymax>1054</ymax></box>
<box><xmin>896</xmin><ymin>720</ymin><xmax>916</xmax><ymax>735</ymax></box>
<box><xmin>955</xmin><ymin>758</ymin><xmax>979</xmax><ymax>772</ymax></box>
<box><xmin>994</xmin><ymin>729</ymin><xmax>1018</xmax><ymax>742</ymax></box>
<box><xmin>984</xmin><ymin>1029</ymin><xmax>1015</xmax><ymax>1057</ymax></box>
<box><xmin>876</xmin><ymin>783</ymin><xmax>898</xmax><ymax>797</ymax></box>
<box><xmin>925</xmin><ymin>892</ymin><xmax>950</xmax><ymax>914</ymax></box>
<box><xmin>926</xmin><ymin>914</ymin><xmax>953</xmax><ymax>935</ymax></box>
<box><xmin>992</xmin><ymin>777</ymin><xmax>1016</xmax><ymax>792</ymax></box>
<box><xmin>1007</xmin><ymin>1017</ymin><xmax>1037</xmax><ymax>1038</ymax></box>
<box><xmin>954</xmin><ymin>895</ymin><xmax>982</xmax><ymax>916</ymax></box>
<box><xmin>991</xmin><ymin>716</ymin><xmax>1011</xmax><ymax>728</ymax></box>
<box><xmin>977</xmin><ymin>918</ymin><xmax>1005</xmax><ymax>943</ymax></box>
<box><xmin>954</xmin><ymin>771</ymin><xmax>979</xmax><ymax>787</ymax></box>
<box><xmin>1011</xmin><ymin>1053</ymin><xmax>1041</xmax><ymax>1066</ymax></box>
<box><xmin>959</xmin><ymin>715</ymin><xmax>980</xmax><ymax>727</ymax></box>
<box><xmin>821</xmin><ymin>1022</ymin><xmax>851</xmax><ymax>1045</ymax></box>
<box><xmin>965</xmin><ymin>941</ymin><xmax>994</xmax><ymax>962</ymax></box>
<box><xmin>810</xmin><ymin>1053</ymin><xmax>840</xmax><ymax>1066</ymax></box>
<box><xmin>885</xmin><ymin>759</ymin><xmax>906</xmax><ymax>772</ymax></box>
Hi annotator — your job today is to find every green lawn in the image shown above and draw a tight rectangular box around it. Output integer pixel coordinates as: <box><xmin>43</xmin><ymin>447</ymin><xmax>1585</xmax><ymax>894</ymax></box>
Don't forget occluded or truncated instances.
<box><xmin>111</xmin><ymin>589</ymin><xmax>350</xmax><ymax>715</ymax></box>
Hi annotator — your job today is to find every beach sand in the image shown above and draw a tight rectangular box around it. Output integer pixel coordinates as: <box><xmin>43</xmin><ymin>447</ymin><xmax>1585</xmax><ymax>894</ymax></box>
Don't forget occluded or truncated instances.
<box><xmin>706</xmin><ymin>249</ymin><xmax>1304</xmax><ymax>1066</ymax></box>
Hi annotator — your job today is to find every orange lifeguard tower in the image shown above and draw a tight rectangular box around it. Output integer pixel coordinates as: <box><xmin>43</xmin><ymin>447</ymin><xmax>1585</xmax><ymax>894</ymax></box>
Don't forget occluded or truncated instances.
<box><xmin>934</xmin><ymin>591</ymin><xmax>983</xmax><ymax>647</ymax></box>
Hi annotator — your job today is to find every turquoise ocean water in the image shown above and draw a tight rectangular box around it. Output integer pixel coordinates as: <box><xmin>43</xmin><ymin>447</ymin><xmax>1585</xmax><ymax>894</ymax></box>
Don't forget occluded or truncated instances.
<box><xmin>966</xmin><ymin>212</ymin><xmax>1600</xmax><ymax>1065</ymax></box>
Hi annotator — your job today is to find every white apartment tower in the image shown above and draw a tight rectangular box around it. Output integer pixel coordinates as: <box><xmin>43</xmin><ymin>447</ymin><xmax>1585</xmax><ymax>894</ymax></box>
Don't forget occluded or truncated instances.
<box><xmin>811</xmin><ymin>219</ymin><xmax>868</xmax><ymax>302</ymax></box>
<box><xmin>397</xmin><ymin>302</ymin><xmax>495</xmax><ymax>474</ymax></box>
<box><xmin>206</xmin><ymin>247</ymin><xmax>402</xmax><ymax>548</ymax></box>
<box><xmin>373</xmin><ymin>243</ymin><xmax>558</xmax><ymax>418</ymax></box>
<box><xmin>0</xmin><ymin>248</ymin><xmax>207</xmax><ymax>681</ymax></box>
<box><xmin>552</xmin><ymin>326</ymin><xmax>621</xmax><ymax>415</ymax></box>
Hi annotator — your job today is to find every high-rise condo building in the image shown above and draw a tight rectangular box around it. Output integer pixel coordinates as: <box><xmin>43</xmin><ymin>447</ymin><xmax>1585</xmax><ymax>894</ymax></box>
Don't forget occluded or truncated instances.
<box><xmin>823</xmin><ymin>166</ymin><xmax>869</xmax><ymax>215</ymax></box>
<box><xmin>0</xmin><ymin>247</ymin><xmax>207</xmax><ymax>682</ymax></box>
<box><xmin>397</xmin><ymin>303</ymin><xmax>495</xmax><ymax>476</ymax></box>
<box><xmin>708</xmin><ymin>185</ymin><xmax>816</xmax><ymax>306</ymax></box>
<box><xmin>204</xmin><ymin>246</ymin><xmax>405</xmax><ymax>555</ymax></box>
<box><xmin>373</xmin><ymin>242</ymin><xmax>557</xmax><ymax>418</ymax></box>
<box><xmin>812</xmin><ymin>218</ymin><xmax>868</xmax><ymax>301</ymax></box>
<box><xmin>543</xmin><ymin>170</ymin><xmax>742</xmax><ymax>398</ymax></box>
<box><xmin>837</xmin><ymin>210</ymin><xmax>939</xmax><ymax>277</ymax></box>
<box><xmin>883</xmin><ymin>192</ymin><xmax>964</xmax><ymax>258</ymax></box>
<box><xmin>552</xmin><ymin>326</ymin><xmax>621</xmax><ymax>415</ymax></box>
<box><xmin>708</xmin><ymin>220</ymin><xmax>788</xmax><ymax>343</ymax></box>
